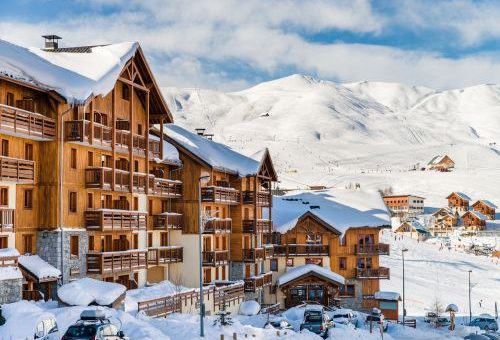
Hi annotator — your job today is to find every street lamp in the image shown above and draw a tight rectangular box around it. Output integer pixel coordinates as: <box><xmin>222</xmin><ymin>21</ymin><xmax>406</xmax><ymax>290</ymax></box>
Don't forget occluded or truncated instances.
<box><xmin>198</xmin><ymin>174</ymin><xmax>210</xmax><ymax>338</ymax></box>
<box><xmin>468</xmin><ymin>270</ymin><xmax>472</xmax><ymax>324</ymax></box>
<box><xmin>402</xmin><ymin>248</ymin><xmax>408</xmax><ymax>326</ymax></box>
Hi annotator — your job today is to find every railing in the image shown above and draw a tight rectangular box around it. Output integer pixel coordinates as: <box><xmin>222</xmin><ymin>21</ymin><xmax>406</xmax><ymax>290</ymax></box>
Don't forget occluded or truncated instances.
<box><xmin>0</xmin><ymin>208</ymin><xmax>15</xmax><ymax>231</ymax></box>
<box><xmin>153</xmin><ymin>213</ymin><xmax>183</xmax><ymax>230</ymax></box>
<box><xmin>0</xmin><ymin>156</ymin><xmax>35</xmax><ymax>183</ymax></box>
<box><xmin>201</xmin><ymin>186</ymin><xmax>240</xmax><ymax>204</ymax></box>
<box><xmin>356</xmin><ymin>267</ymin><xmax>390</xmax><ymax>279</ymax></box>
<box><xmin>22</xmin><ymin>290</ymin><xmax>43</xmax><ymax>301</ymax></box>
<box><xmin>87</xmin><ymin>250</ymin><xmax>147</xmax><ymax>274</ymax></box>
<box><xmin>149</xmin><ymin>177</ymin><xmax>183</xmax><ymax>198</ymax></box>
<box><xmin>213</xmin><ymin>282</ymin><xmax>245</xmax><ymax>310</ymax></box>
<box><xmin>264</xmin><ymin>245</ymin><xmax>274</xmax><ymax>259</ymax></box>
<box><xmin>115</xmin><ymin>129</ymin><xmax>131</xmax><ymax>153</ymax></box>
<box><xmin>260</xmin><ymin>303</ymin><xmax>281</xmax><ymax>315</ymax></box>
<box><xmin>203</xmin><ymin>218</ymin><xmax>232</xmax><ymax>233</ymax></box>
<box><xmin>133</xmin><ymin>134</ymin><xmax>147</xmax><ymax>155</ymax></box>
<box><xmin>242</xmin><ymin>219</ymin><xmax>272</xmax><ymax>233</ymax></box>
<box><xmin>85</xmin><ymin>167</ymin><xmax>113</xmax><ymax>189</ymax></box>
<box><xmin>133</xmin><ymin>172</ymin><xmax>149</xmax><ymax>193</ymax></box>
<box><xmin>147</xmin><ymin>246</ymin><xmax>183</xmax><ymax>265</ymax></box>
<box><xmin>202</xmin><ymin>250</ymin><xmax>229</xmax><ymax>266</ymax></box>
<box><xmin>64</xmin><ymin>120</ymin><xmax>112</xmax><ymax>148</ymax></box>
<box><xmin>273</xmin><ymin>244</ymin><xmax>329</xmax><ymax>256</ymax></box>
<box><xmin>242</xmin><ymin>191</ymin><xmax>272</xmax><ymax>206</ymax></box>
<box><xmin>0</xmin><ymin>104</ymin><xmax>56</xmax><ymax>140</ymax></box>
<box><xmin>85</xmin><ymin>210</ymin><xmax>147</xmax><ymax>231</ymax></box>
<box><xmin>355</xmin><ymin>243</ymin><xmax>390</xmax><ymax>256</ymax></box>
<box><xmin>244</xmin><ymin>272</ymin><xmax>273</xmax><ymax>292</ymax></box>
<box><xmin>242</xmin><ymin>247</ymin><xmax>265</xmax><ymax>262</ymax></box>
<box><xmin>149</xmin><ymin>140</ymin><xmax>161</xmax><ymax>159</ymax></box>
<box><xmin>114</xmin><ymin>169</ymin><xmax>131</xmax><ymax>192</ymax></box>
<box><xmin>0</xmin><ymin>255</ymin><xmax>18</xmax><ymax>267</ymax></box>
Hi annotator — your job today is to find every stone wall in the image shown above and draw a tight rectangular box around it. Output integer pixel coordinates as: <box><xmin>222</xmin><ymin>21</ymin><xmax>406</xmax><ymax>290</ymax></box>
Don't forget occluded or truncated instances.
<box><xmin>339</xmin><ymin>279</ymin><xmax>364</xmax><ymax>310</ymax></box>
<box><xmin>0</xmin><ymin>278</ymin><xmax>22</xmax><ymax>304</ymax></box>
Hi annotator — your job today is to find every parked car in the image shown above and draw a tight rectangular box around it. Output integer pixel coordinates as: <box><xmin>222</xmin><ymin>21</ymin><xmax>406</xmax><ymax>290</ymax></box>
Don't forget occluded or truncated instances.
<box><xmin>481</xmin><ymin>333</ymin><xmax>500</xmax><ymax>340</ymax></box>
<box><xmin>464</xmin><ymin>334</ymin><xmax>493</xmax><ymax>340</ymax></box>
<box><xmin>424</xmin><ymin>312</ymin><xmax>438</xmax><ymax>323</ymax></box>
<box><xmin>62</xmin><ymin>310</ymin><xmax>127</xmax><ymax>340</ymax></box>
<box><xmin>265</xmin><ymin>317</ymin><xmax>294</xmax><ymax>331</ymax></box>
<box><xmin>330</xmin><ymin>308</ymin><xmax>358</xmax><ymax>327</ymax></box>
<box><xmin>365</xmin><ymin>309</ymin><xmax>388</xmax><ymax>332</ymax></box>
<box><xmin>33</xmin><ymin>313</ymin><xmax>60</xmax><ymax>340</ymax></box>
<box><xmin>469</xmin><ymin>314</ymin><xmax>499</xmax><ymax>332</ymax></box>
<box><xmin>300</xmin><ymin>305</ymin><xmax>333</xmax><ymax>339</ymax></box>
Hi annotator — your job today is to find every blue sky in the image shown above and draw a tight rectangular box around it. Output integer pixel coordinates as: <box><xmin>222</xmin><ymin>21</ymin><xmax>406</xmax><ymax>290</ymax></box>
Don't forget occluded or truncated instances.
<box><xmin>2</xmin><ymin>0</ymin><xmax>500</xmax><ymax>91</ymax></box>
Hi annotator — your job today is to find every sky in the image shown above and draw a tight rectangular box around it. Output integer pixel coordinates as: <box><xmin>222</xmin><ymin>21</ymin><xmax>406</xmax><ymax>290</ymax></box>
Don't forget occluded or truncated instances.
<box><xmin>2</xmin><ymin>0</ymin><xmax>500</xmax><ymax>91</ymax></box>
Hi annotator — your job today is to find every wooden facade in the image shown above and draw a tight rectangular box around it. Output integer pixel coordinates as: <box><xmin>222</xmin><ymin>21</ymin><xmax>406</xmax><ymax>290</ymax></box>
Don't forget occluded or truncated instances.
<box><xmin>471</xmin><ymin>200</ymin><xmax>496</xmax><ymax>220</ymax></box>
<box><xmin>462</xmin><ymin>211</ymin><xmax>487</xmax><ymax>231</ymax></box>
<box><xmin>447</xmin><ymin>192</ymin><xmax>470</xmax><ymax>212</ymax></box>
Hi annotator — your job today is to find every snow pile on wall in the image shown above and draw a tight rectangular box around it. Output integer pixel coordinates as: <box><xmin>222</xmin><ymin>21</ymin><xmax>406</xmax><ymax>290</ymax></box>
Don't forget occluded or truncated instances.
<box><xmin>0</xmin><ymin>301</ymin><xmax>56</xmax><ymax>339</ymax></box>
<box><xmin>18</xmin><ymin>255</ymin><xmax>61</xmax><ymax>279</ymax></box>
<box><xmin>277</xmin><ymin>264</ymin><xmax>345</xmax><ymax>286</ymax></box>
<box><xmin>0</xmin><ymin>266</ymin><xmax>22</xmax><ymax>280</ymax></box>
<box><xmin>58</xmin><ymin>278</ymin><xmax>126</xmax><ymax>306</ymax></box>
<box><xmin>0</xmin><ymin>248</ymin><xmax>20</xmax><ymax>258</ymax></box>
<box><xmin>238</xmin><ymin>300</ymin><xmax>261</xmax><ymax>316</ymax></box>
<box><xmin>374</xmin><ymin>291</ymin><xmax>401</xmax><ymax>301</ymax></box>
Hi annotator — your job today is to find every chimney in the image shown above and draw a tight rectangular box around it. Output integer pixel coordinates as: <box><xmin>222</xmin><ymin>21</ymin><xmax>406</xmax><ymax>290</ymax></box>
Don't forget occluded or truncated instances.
<box><xmin>42</xmin><ymin>35</ymin><xmax>62</xmax><ymax>50</ymax></box>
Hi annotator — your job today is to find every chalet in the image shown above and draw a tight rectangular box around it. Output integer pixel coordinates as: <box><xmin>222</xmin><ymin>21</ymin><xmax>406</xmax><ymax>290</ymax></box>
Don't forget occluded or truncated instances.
<box><xmin>429</xmin><ymin>207</ymin><xmax>458</xmax><ymax>236</ymax></box>
<box><xmin>427</xmin><ymin>155</ymin><xmax>455</xmax><ymax>171</ymax></box>
<box><xmin>383</xmin><ymin>194</ymin><xmax>425</xmax><ymax>218</ymax></box>
<box><xmin>447</xmin><ymin>192</ymin><xmax>471</xmax><ymax>213</ymax></box>
<box><xmin>268</xmin><ymin>189</ymin><xmax>391</xmax><ymax>310</ymax></box>
<box><xmin>462</xmin><ymin>211</ymin><xmax>487</xmax><ymax>231</ymax></box>
<box><xmin>394</xmin><ymin>220</ymin><xmax>429</xmax><ymax>241</ymax></box>
<box><xmin>471</xmin><ymin>200</ymin><xmax>497</xmax><ymax>220</ymax></box>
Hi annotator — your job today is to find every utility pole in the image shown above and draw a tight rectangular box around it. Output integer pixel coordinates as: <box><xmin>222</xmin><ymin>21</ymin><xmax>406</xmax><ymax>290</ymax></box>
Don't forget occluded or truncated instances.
<box><xmin>402</xmin><ymin>248</ymin><xmax>408</xmax><ymax>326</ymax></box>
<box><xmin>468</xmin><ymin>270</ymin><xmax>472</xmax><ymax>324</ymax></box>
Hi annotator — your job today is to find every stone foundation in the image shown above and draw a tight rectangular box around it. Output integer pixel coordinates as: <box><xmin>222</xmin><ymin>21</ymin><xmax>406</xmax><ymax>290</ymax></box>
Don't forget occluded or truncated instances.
<box><xmin>0</xmin><ymin>278</ymin><xmax>22</xmax><ymax>304</ymax></box>
<box><xmin>339</xmin><ymin>279</ymin><xmax>364</xmax><ymax>310</ymax></box>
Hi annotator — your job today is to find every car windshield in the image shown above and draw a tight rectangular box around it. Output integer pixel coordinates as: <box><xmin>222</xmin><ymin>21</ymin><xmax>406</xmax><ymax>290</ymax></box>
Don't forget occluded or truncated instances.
<box><xmin>334</xmin><ymin>314</ymin><xmax>349</xmax><ymax>318</ymax></box>
<box><xmin>65</xmin><ymin>325</ymin><xmax>97</xmax><ymax>337</ymax></box>
<box><xmin>366</xmin><ymin>316</ymin><xmax>380</xmax><ymax>322</ymax></box>
<box><xmin>305</xmin><ymin>315</ymin><xmax>323</xmax><ymax>323</ymax></box>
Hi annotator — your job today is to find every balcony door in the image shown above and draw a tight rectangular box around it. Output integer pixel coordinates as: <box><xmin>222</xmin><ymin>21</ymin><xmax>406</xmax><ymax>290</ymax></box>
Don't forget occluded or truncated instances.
<box><xmin>113</xmin><ymin>235</ymin><xmax>129</xmax><ymax>251</ymax></box>
<box><xmin>356</xmin><ymin>257</ymin><xmax>373</xmax><ymax>269</ymax></box>
<box><xmin>358</xmin><ymin>234</ymin><xmax>374</xmax><ymax>247</ymax></box>
<box><xmin>203</xmin><ymin>236</ymin><xmax>211</xmax><ymax>252</ymax></box>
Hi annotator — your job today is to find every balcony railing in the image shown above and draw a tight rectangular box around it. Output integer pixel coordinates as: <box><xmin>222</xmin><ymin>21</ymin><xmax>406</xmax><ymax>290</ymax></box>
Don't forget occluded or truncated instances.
<box><xmin>356</xmin><ymin>267</ymin><xmax>390</xmax><ymax>280</ymax></box>
<box><xmin>201</xmin><ymin>186</ymin><xmax>240</xmax><ymax>204</ymax></box>
<box><xmin>114</xmin><ymin>169</ymin><xmax>131</xmax><ymax>192</ymax></box>
<box><xmin>153</xmin><ymin>213</ymin><xmax>183</xmax><ymax>230</ymax></box>
<box><xmin>203</xmin><ymin>218</ymin><xmax>232</xmax><ymax>233</ymax></box>
<box><xmin>264</xmin><ymin>244</ymin><xmax>274</xmax><ymax>259</ymax></box>
<box><xmin>0</xmin><ymin>208</ymin><xmax>15</xmax><ymax>231</ymax></box>
<box><xmin>202</xmin><ymin>250</ymin><xmax>229</xmax><ymax>266</ymax></box>
<box><xmin>0</xmin><ymin>104</ymin><xmax>56</xmax><ymax>140</ymax></box>
<box><xmin>0</xmin><ymin>156</ymin><xmax>35</xmax><ymax>184</ymax></box>
<box><xmin>85</xmin><ymin>167</ymin><xmax>113</xmax><ymax>189</ymax></box>
<box><xmin>355</xmin><ymin>243</ymin><xmax>390</xmax><ymax>256</ymax></box>
<box><xmin>87</xmin><ymin>250</ymin><xmax>147</xmax><ymax>274</ymax></box>
<box><xmin>133</xmin><ymin>134</ymin><xmax>147</xmax><ymax>156</ymax></box>
<box><xmin>64</xmin><ymin>120</ymin><xmax>112</xmax><ymax>148</ymax></box>
<box><xmin>242</xmin><ymin>191</ymin><xmax>272</xmax><ymax>206</ymax></box>
<box><xmin>147</xmin><ymin>246</ymin><xmax>183</xmax><ymax>265</ymax></box>
<box><xmin>273</xmin><ymin>244</ymin><xmax>329</xmax><ymax>256</ymax></box>
<box><xmin>242</xmin><ymin>247</ymin><xmax>265</xmax><ymax>262</ymax></box>
<box><xmin>115</xmin><ymin>129</ymin><xmax>131</xmax><ymax>153</ymax></box>
<box><xmin>85</xmin><ymin>209</ymin><xmax>147</xmax><ymax>231</ymax></box>
<box><xmin>242</xmin><ymin>219</ymin><xmax>272</xmax><ymax>233</ymax></box>
<box><xmin>244</xmin><ymin>272</ymin><xmax>273</xmax><ymax>292</ymax></box>
<box><xmin>133</xmin><ymin>172</ymin><xmax>149</xmax><ymax>193</ymax></box>
<box><xmin>149</xmin><ymin>177</ymin><xmax>182</xmax><ymax>198</ymax></box>
<box><xmin>149</xmin><ymin>140</ymin><xmax>161</xmax><ymax>159</ymax></box>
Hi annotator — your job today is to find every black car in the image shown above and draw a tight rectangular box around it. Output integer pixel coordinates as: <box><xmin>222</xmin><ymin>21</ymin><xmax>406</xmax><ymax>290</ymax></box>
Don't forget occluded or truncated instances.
<box><xmin>62</xmin><ymin>310</ymin><xmax>127</xmax><ymax>340</ymax></box>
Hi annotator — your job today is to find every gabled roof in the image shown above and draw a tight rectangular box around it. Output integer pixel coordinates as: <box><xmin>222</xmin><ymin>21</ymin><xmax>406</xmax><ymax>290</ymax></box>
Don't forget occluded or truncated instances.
<box><xmin>397</xmin><ymin>220</ymin><xmax>428</xmax><ymax>234</ymax></box>
<box><xmin>277</xmin><ymin>264</ymin><xmax>345</xmax><ymax>287</ymax></box>
<box><xmin>432</xmin><ymin>207</ymin><xmax>453</xmax><ymax>216</ymax></box>
<box><xmin>281</xmin><ymin>211</ymin><xmax>342</xmax><ymax>235</ymax></box>
<box><xmin>472</xmin><ymin>200</ymin><xmax>497</xmax><ymax>210</ymax></box>
<box><xmin>446</xmin><ymin>192</ymin><xmax>471</xmax><ymax>201</ymax></box>
<box><xmin>18</xmin><ymin>255</ymin><xmax>61</xmax><ymax>282</ymax></box>
<box><xmin>463</xmin><ymin>210</ymin><xmax>488</xmax><ymax>221</ymax></box>
<box><xmin>428</xmin><ymin>155</ymin><xmax>454</xmax><ymax>165</ymax></box>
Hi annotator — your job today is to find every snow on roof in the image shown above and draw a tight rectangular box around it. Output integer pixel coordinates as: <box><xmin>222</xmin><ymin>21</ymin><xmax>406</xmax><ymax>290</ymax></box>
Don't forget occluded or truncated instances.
<box><xmin>149</xmin><ymin>134</ymin><xmax>182</xmax><ymax>165</ymax></box>
<box><xmin>448</xmin><ymin>192</ymin><xmax>471</xmax><ymax>201</ymax></box>
<box><xmin>58</xmin><ymin>277</ymin><xmax>126</xmax><ymax>306</ymax></box>
<box><xmin>160</xmin><ymin>124</ymin><xmax>261</xmax><ymax>176</ymax></box>
<box><xmin>18</xmin><ymin>255</ymin><xmax>61</xmax><ymax>280</ymax></box>
<box><xmin>273</xmin><ymin>189</ymin><xmax>391</xmax><ymax>236</ymax></box>
<box><xmin>374</xmin><ymin>291</ymin><xmax>401</xmax><ymax>301</ymax></box>
<box><xmin>0</xmin><ymin>38</ymin><xmax>138</xmax><ymax>103</ymax></box>
<box><xmin>428</xmin><ymin>155</ymin><xmax>453</xmax><ymax>165</ymax></box>
<box><xmin>277</xmin><ymin>264</ymin><xmax>345</xmax><ymax>287</ymax></box>
<box><xmin>0</xmin><ymin>266</ymin><xmax>23</xmax><ymax>280</ymax></box>
<box><xmin>398</xmin><ymin>219</ymin><xmax>428</xmax><ymax>233</ymax></box>
<box><xmin>473</xmin><ymin>199</ymin><xmax>497</xmax><ymax>209</ymax></box>
<box><xmin>432</xmin><ymin>207</ymin><xmax>453</xmax><ymax>216</ymax></box>
<box><xmin>0</xmin><ymin>247</ymin><xmax>20</xmax><ymax>258</ymax></box>
<box><xmin>464</xmin><ymin>210</ymin><xmax>488</xmax><ymax>221</ymax></box>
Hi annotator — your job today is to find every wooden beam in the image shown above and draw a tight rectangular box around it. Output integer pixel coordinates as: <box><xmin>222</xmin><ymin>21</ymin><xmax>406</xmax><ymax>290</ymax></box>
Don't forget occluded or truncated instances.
<box><xmin>119</xmin><ymin>77</ymin><xmax>150</xmax><ymax>92</ymax></box>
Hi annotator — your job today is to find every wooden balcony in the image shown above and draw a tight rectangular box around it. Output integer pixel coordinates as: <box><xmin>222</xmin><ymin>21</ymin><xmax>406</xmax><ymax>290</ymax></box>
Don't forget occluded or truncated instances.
<box><xmin>201</xmin><ymin>186</ymin><xmax>240</xmax><ymax>205</ymax></box>
<box><xmin>133</xmin><ymin>134</ymin><xmax>147</xmax><ymax>156</ymax></box>
<box><xmin>0</xmin><ymin>156</ymin><xmax>35</xmax><ymax>184</ymax></box>
<box><xmin>115</xmin><ymin>129</ymin><xmax>131</xmax><ymax>153</ymax></box>
<box><xmin>153</xmin><ymin>213</ymin><xmax>183</xmax><ymax>230</ymax></box>
<box><xmin>355</xmin><ymin>243</ymin><xmax>390</xmax><ymax>256</ymax></box>
<box><xmin>85</xmin><ymin>167</ymin><xmax>113</xmax><ymax>189</ymax></box>
<box><xmin>87</xmin><ymin>250</ymin><xmax>147</xmax><ymax>275</ymax></box>
<box><xmin>203</xmin><ymin>218</ymin><xmax>232</xmax><ymax>233</ymax></box>
<box><xmin>85</xmin><ymin>209</ymin><xmax>147</xmax><ymax>231</ymax></box>
<box><xmin>244</xmin><ymin>272</ymin><xmax>273</xmax><ymax>292</ymax></box>
<box><xmin>114</xmin><ymin>169</ymin><xmax>131</xmax><ymax>192</ymax></box>
<box><xmin>0</xmin><ymin>104</ymin><xmax>56</xmax><ymax>140</ymax></box>
<box><xmin>0</xmin><ymin>208</ymin><xmax>15</xmax><ymax>232</ymax></box>
<box><xmin>263</xmin><ymin>245</ymin><xmax>274</xmax><ymax>259</ymax></box>
<box><xmin>64</xmin><ymin>120</ymin><xmax>112</xmax><ymax>148</ymax></box>
<box><xmin>202</xmin><ymin>250</ymin><xmax>229</xmax><ymax>266</ymax></box>
<box><xmin>149</xmin><ymin>177</ymin><xmax>182</xmax><ymax>198</ymax></box>
<box><xmin>356</xmin><ymin>267</ymin><xmax>390</xmax><ymax>280</ymax></box>
<box><xmin>242</xmin><ymin>191</ymin><xmax>272</xmax><ymax>206</ymax></box>
<box><xmin>242</xmin><ymin>219</ymin><xmax>272</xmax><ymax>233</ymax></box>
<box><xmin>273</xmin><ymin>244</ymin><xmax>329</xmax><ymax>256</ymax></box>
<box><xmin>132</xmin><ymin>172</ymin><xmax>149</xmax><ymax>193</ymax></box>
<box><xmin>149</xmin><ymin>140</ymin><xmax>161</xmax><ymax>159</ymax></box>
<box><xmin>242</xmin><ymin>247</ymin><xmax>265</xmax><ymax>262</ymax></box>
<box><xmin>147</xmin><ymin>246</ymin><xmax>183</xmax><ymax>265</ymax></box>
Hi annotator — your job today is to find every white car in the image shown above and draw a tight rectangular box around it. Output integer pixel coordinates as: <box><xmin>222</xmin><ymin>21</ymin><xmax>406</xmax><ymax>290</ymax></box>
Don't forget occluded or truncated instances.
<box><xmin>330</xmin><ymin>309</ymin><xmax>358</xmax><ymax>327</ymax></box>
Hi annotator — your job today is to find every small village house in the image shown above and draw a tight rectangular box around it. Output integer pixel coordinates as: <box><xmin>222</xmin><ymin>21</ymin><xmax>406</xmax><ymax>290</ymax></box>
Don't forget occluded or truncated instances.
<box><xmin>461</xmin><ymin>211</ymin><xmax>487</xmax><ymax>231</ymax></box>
<box><xmin>471</xmin><ymin>200</ymin><xmax>497</xmax><ymax>220</ymax></box>
<box><xmin>427</xmin><ymin>155</ymin><xmax>455</xmax><ymax>171</ymax></box>
<box><xmin>395</xmin><ymin>220</ymin><xmax>429</xmax><ymax>241</ymax></box>
<box><xmin>383</xmin><ymin>194</ymin><xmax>425</xmax><ymax>218</ymax></box>
<box><xmin>429</xmin><ymin>207</ymin><xmax>458</xmax><ymax>236</ymax></box>
<box><xmin>447</xmin><ymin>192</ymin><xmax>471</xmax><ymax>213</ymax></box>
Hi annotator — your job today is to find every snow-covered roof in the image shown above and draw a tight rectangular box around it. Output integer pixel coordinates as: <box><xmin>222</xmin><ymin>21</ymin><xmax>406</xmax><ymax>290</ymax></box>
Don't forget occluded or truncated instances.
<box><xmin>58</xmin><ymin>277</ymin><xmax>126</xmax><ymax>306</ymax></box>
<box><xmin>447</xmin><ymin>192</ymin><xmax>471</xmax><ymax>201</ymax></box>
<box><xmin>473</xmin><ymin>199</ymin><xmax>497</xmax><ymax>209</ymax></box>
<box><xmin>432</xmin><ymin>207</ymin><xmax>453</xmax><ymax>216</ymax></box>
<box><xmin>428</xmin><ymin>155</ymin><xmax>453</xmax><ymax>165</ymax></box>
<box><xmin>160</xmin><ymin>124</ymin><xmax>262</xmax><ymax>176</ymax></box>
<box><xmin>374</xmin><ymin>291</ymin><xmax>401</xmax><ymax>301</ymax></box>
<box><xmin>0</xmin><ymin>247</ymin><xmax>20</xmax><ymax>258</ymax></box>
<box><xmin>18</xmin><ymin>255</ymin><xmax>61</xmax><ymax>280</ymax></box>
<box><xmin>149</xmin><ymin>133</ymin><xmax>182</xmax><ymax>165</ymax></box>
<box><xmin>398</xmin><ymin>220</ymin><xmax>428</xmax><ymax>234</ymax></box>
<box><xmin>0</xmin><ymin>38</ymin><xmax>139</xmax><ymax>103</ymax></box>
<box><xmin>464</xmin><ymin>210</ymin><xmax>488</xmax><ymax>221</ymax></box>
<box><xmin>273</xmin><ymin>189</ymin><xmax>391</xmax><ymax>236</ymax></box>
<box><xmin>0</xmin><ymin>266</ymin><xmax>23</xmax><ymax>280</ymax></box>
<box><xmin>277</xmin><ymin>264</ymin><xmax>345</xmax><ymax>287</ymax></box>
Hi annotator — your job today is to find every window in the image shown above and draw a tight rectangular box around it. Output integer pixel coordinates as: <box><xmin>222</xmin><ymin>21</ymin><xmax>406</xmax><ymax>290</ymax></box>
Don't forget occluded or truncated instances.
<box><xmin>148</xmin><ymin>200</ymin><xmax>153</xmax><ymax>216</ymax></box>
<box><xmin>0</xmin><ymin>188</ymin><xmax>8</xmax><ymax>206</ymax></box>
<box><xmin>70</xmin><ymin>235</ymin><xmax>79</xmax><ymax>259</ymax></box>
<box><xmin>133</xmin><ymin>197</ymin><xmax>139</xmax><ymax>210</ymax></box>
<box><xmin>23</xmin><ymin>234</ymin><xmax>33</xmax><ymax>254</ymax></box>
<box><xmin>245</xmin><ymin>264</ymin><xmax>251</xmax><ymax>278</ymax></box>
<box><xmin>24</xmin><ymin>189</ymin><xmax>33</xmax><ymax>209</ymax></box>
<box><xmin>102</xmin><ymin>194</ymin><xmax>112</xmax><ymax>209</ymax></box>
<box><xmin>70</xmin><ymin>148</ymin><xmax>77</xmax><ymax>169</ymax></box>
<box><xmin>160</xmin><ymin>233</ymin><xmax>168</xmax><ymax>246</ymax></box>
<box><xmin>134</xmin><ymin>160</ymin><xmax>139</xmax><ymax>172</ymax></box>
<box><xmin>270</xmin><ymin>258</ymin><xmax>278</xmax><ymax>271</ymax></box>
<box><xmin>340</xmin><ymin>284</ymin><xmax>355</xmax><ymax>297</ymax></box>
<box><xmin>88</xmin><ymin>235</ymin><xmax>94</xmax><ymax>251</ymax></box>
<box><xmin>339</xmin><ymin>257</ymin><xmax>347</xmax><ymax>270</ymax></box>
<box><xmin>203</xmin><ymin>268</ymin><xmax>211</xmax><ymax>283</ymax></box>
<box><xmin>87</xmin><ymin>151</ymin><xmax>94</xmax><ymax>166</ymax></box>
<box><xmin>137</xmin><ymin>124</ymin><xmax>143</xmax><ymax>136</ymax></box>
<box><xmin>221</xmin><ymin>266</ymin><xmax>226</xmax><ymax>280</ymax></box>
<box><xmin>25</xmin><ymin>143</ymin><xmax>33</xmax><ymax>161</ymax></box>
<box><xmin>1</xmin><ymin>140</ymin><xmax>9</xmax><ymax>157</ymax></box>
<box><xmin>87</xmin><ymin>193</ymin><xmax>93</xmax><ymax>208</ymax></box>
<box><xmin>133</xmin><ymin>234</ymin><xmax>139</xmax><ymax>249</ymax></box>
<box><xmin>122</xmin><ymin>85</ymin><xmax>130</xmax><ymax>100</ymax></box>
<box><xmin>306</xmin><ymin>234</ymin><xmax>322</xmax><ymax>244</ymax></box>
<box><xmin>148</xmin><ymin>233</ymin><xmax>153</xmax><ymax>247</ymax></box>
<box><xmin>69</xmin><ymin>192</ymin><xmax>77</xmax><ymax>213</ymax></box>
<box><xmin>0</xmin><ymin>236</ymin><xmax>8</xmax><ymax>249</ymax></box>
<box><xmin>356</xmin><ymin>257</ymin><xmax>373</xmax><ymax>269</ymax></box>
<box><xmin>6</xmin><ymin>92</ymin><xmax>14</xmax><ymax>106</ymax></box>
<box><xmin>305</xmin><ymin>258</ymin><xmax>323</xmax><ymax>266</ymax></box>
<box><xmin>286</xmin><ymin>258</ymin><xmax>294</xmax><ymax>267</ymax></box>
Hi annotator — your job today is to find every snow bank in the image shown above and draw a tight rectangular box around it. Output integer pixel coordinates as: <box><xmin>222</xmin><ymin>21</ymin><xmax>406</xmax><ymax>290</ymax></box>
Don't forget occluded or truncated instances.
<box><xmin>277</xmin><ymin>264</ymin><xmax>345</xmax><ymax>286</ymax></box>
<box><xmin>0</xmin><ymin>300</ymin><xmax>56</xmax><ymax>340</ymax></box>
<box><xmin>374</xmin><ymin>291</ymin><xmax>401</xmax><ymax>301</ymax></box>
<box><xmin>238</xmin><ymin>300</ymin><xmax>260</xmax><ymax>316</ymax></box>
<box><xmin>0</xmin><ymin>266</ymin><xmax>22</xmax><ymax>280</ymax></box>
<box><xmin>0</xmin><ymin>247</ymin><xmax>20</xmax><ymax>258</ymax></box>
<box><xmin>125</xmin><ymin>280</ymin><xmax>191</xmax><ymax>312</ymax></box>
<box><xmin>18</xmin><ymin>254</ymin><xmax>61</xmax><ymax>279</ymax></box>
<box><xmin>58</xmin><ymin>278</ymin><xmax>126</xmax><ymax>306</ymax></box>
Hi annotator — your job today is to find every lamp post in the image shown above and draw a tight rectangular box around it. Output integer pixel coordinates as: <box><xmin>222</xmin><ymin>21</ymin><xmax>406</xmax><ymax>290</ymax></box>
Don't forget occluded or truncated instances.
<box><xmin>402</xmin><ymin>248</ymin><xmax>408</xmax><ymax>326</ymax></box>
<box><xmin>198</xmin><ymin>175</ymin><xmax>210</xmax><ymax>338</ymax></box>
<box><xmin>468</xmin><ymin>270</ymin><xmax>472</xmax><ymax>324</ymax></box>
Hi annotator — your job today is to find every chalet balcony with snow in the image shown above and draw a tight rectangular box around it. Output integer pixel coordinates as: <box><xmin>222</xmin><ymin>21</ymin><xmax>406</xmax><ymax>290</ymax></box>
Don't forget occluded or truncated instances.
<box><xmin>242</xmin><ymin>219</ymin><xmax>272</xmax><ymax>234</ymax></box>
<box><xmin>87</xmin><ymin>249</ymin><xmax>148</xmax><ymax>275</ymax></box>
<box><xmin>147</xmin><ymin>246</ymin><xmax>183</xmax><ymax>265</ymax></box>
<box><xmin>354</xmin><ymin>242</ymin><xmax>390</xmax><ymax>256</ymax></box>
<box><xmin>203</xmin><ymin>218</ymin><xmax>232</xmax><ymax>233</ymax></box>
<box><xmin>273</xmin><ymin>244</ymin><xmax>330</xmax><ymax>256</ymax></box>
<box><xmin>202</xmin><ymin>250</ymin><xmax>229</xmax><ymax>266</ymax></box>
<box><xmin>0</xmin><ymin>102</ymin><xmax>56</xmax><ymax>141</ymax></box>
<box><xmin>244</xmin><ymin>271</ymin><xmax>272</xmax><ymax>292</ymax></box>
<box><xmin>355</xmin><ymin>266</ymin><xmax>390</xmax><ymax>280</ymax></box>
<box><xmin>152</xmin><ymin>213</ymin><xmax>183</xmax><ymax>230</ymax></box>
<box><xmin>85</xmin><ymin>209</ymin><xmax>147</xmax><ymax>231</ymax></box>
